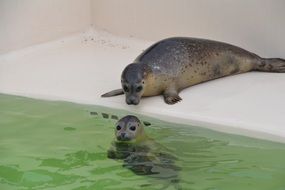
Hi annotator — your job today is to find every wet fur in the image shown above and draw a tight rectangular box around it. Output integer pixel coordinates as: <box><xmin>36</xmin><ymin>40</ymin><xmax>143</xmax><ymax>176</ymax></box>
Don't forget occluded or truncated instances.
<box><xmin>107</xmin><ymin>115</ymin><xmax>181</xmax><ymax>187</ymax></box>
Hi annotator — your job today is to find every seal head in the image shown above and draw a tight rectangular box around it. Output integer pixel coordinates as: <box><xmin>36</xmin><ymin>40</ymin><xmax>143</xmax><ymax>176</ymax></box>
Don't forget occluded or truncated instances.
<box><xmin>109</xmin><ymin>115</ymin><xmax>181</xmax><ymax>182</ymax></box>
<box><xmin>115</xmin><ymin>115</ymin><xmax>145</xmax><ymax>142</ymax></box>
<box><xmin>121</xmin><ymin>64</ymin><xmax>145</xmax><ymax>105</ymax></box>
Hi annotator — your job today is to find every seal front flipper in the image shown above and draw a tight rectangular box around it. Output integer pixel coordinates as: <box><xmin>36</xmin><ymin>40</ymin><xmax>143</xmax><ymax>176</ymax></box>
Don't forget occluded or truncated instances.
<box><xmin>107</xmin><ymin>149</ymin><xmax>116</xmax><ymax>159</ymax></box>
<box><xmin>163</xmin><ymin>92</ymin><xmax>182</xmax><ymax>105</ymax></box>
<box><xmin>101</xmin><ymin>89</ymin><xmax>124</xmax><ymax>97</ymax></box>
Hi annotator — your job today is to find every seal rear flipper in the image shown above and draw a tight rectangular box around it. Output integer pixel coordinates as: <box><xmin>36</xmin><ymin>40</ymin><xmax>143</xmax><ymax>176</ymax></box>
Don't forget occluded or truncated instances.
<box><xmin>255</xmin><ymin>58</ymin><xmax>285</xmax><ymax>72</ymax></box>
<box><xmin>101</xmin><ymin>89</ymin><xmax>124</xmax><ymax>97</ymax></box>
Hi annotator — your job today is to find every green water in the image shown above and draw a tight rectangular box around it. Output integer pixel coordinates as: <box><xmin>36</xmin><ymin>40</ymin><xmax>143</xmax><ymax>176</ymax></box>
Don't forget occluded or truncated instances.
<box><xmin>0</xmin><ymin>94</ymin><xmax>285</xmax><ymax>190</ymax></box>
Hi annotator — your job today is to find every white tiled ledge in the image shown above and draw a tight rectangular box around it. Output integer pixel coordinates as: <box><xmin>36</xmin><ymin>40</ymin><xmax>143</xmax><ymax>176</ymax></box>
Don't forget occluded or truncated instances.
<box><xmin>1</xmin><ymin>29</ymin><xmax>285</xmax><ymax>143</ymax></box>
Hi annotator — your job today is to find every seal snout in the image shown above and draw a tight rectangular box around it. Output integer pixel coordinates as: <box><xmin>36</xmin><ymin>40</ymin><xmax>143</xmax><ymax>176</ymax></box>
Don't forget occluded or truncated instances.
<box><xmin>117</xmin><ymin>132</ymin><xmax>130</xmax><ymax>141</ymax></box>
<box><xmin>126</xmin><ymin>97</ymin><xmax>140</xmax><ymax>105</ymax></box>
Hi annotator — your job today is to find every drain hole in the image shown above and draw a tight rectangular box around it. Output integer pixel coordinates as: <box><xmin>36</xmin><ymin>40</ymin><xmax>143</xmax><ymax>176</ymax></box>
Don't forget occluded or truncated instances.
<box><xmin>111</xmin><ymin>115</ymin><xmax>119</xmax><ymax>120</ymax></box>
<box><xmin>90</xmin><ymin>111</ymin><xmax>98</xmax><ymax>116</ymax></box>
<box><xmin>102</xmin><ymin>113</ymin><xmax>109</xmax><ymax>119</ymax></box>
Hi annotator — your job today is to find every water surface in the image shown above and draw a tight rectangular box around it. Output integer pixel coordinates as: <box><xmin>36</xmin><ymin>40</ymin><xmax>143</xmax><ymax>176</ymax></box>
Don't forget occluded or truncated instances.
<box><xmin>0</xmin><ymin>94</ymin><xmax>285</xmax><ymax>190</ymax></box>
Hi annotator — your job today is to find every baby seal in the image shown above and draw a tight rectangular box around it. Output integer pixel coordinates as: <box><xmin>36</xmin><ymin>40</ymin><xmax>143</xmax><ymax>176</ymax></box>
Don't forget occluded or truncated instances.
<box><xmin>107</xmin><ymin>115</ymin><xmax>180</xmax><ymax>181</ymax></box>
<box><xmin>102</xmin><ymin>37</ymin><xmax>285</xmax><ymax>105</ymax></box>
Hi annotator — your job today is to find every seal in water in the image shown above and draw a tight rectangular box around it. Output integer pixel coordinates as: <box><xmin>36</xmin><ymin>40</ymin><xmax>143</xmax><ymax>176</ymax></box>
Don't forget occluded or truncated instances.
<box><xmin>102</xmin><ymin>37</ymin><xmax>285</xmax><ymax>105</ymax></box>
<box><xmin>107</xmin><ymin>115</ymin><xmax>180</xmax><ymax>184</ymax></box>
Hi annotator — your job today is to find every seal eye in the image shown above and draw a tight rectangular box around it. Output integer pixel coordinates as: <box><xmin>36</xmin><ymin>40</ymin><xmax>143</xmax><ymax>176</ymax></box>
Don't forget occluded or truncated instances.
<box><xmin>123</xmin><ymin>85</ymin><xmax>129</xmax><ymax>92</ymax></box>
<box><xmin>136</xmin><ymin>86</ymin><xmax>143</xmax><ymax>92</ymax></box>
<box><xmin>129</xmin><ymin>126</ymin><xmax>136</xmax><ymax>131</ymax></box>
<box><xmin>116</xmin><ymin>125</ymin><xmax>121</xmax><ymax>130</ymax></box>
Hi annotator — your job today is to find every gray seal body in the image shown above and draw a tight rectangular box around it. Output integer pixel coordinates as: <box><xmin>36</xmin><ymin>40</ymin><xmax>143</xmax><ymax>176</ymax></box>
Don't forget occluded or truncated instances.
<box><xmin>102</xmin><ymin>37</ymin><xmax>285</xmax><ymax>105</ymax></box>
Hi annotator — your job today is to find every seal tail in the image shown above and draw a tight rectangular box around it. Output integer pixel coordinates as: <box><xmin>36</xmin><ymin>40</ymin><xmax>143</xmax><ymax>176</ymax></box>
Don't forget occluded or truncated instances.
<box><xmin>255</xmin><ymin>58</ymin><xmax>285</xmax><ymax>72</ymax></box>
<box><xmin>101</xmin><ymin>89</ymin><xmax>124</xmax><ymax>97</ymax></box>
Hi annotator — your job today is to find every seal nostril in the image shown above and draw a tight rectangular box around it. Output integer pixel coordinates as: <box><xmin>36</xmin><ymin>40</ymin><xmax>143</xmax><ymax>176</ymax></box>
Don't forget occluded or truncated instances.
<box><xmin>126</xmin><ymin>99</ymin><xmax>131</xmax><ymax>104</ymax></box>
<box><xmin>127</xmin><ymin>98</ymin><xmax>136</xmax><ymax>105</ymax></box>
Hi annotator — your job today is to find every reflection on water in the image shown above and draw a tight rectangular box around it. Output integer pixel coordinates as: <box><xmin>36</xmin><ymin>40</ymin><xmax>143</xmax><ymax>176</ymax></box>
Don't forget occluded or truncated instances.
<box><xmin>108</xmin><ymin>141</ymin><xmax>181</xmax><ymax>188</ymax></box>
<box><xmin>39</xmin><ymin>151</ymin><xmax>106</xmax><ymax>170</ymax></box>
<box><xmin>1</xmin><ymin>94</ymin><xmax>285</xmax><ymax>190</ymax></box>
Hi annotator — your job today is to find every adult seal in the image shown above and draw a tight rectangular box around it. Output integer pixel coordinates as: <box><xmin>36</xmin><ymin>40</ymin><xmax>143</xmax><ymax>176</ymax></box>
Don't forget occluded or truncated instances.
<box><xmin>102</xmin><ymin>37</ymin><xmax>285</xmax><ymax>105</ymax></box>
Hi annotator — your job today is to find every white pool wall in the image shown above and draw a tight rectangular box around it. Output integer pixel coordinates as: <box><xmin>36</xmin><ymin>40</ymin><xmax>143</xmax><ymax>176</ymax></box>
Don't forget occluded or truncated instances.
<box><xmin>1</xmin><ymin>0</ymin><xmax>285</xmax><ymax>57</ymax></box>
<box><xmin>0</xmin><ymin>0</ymin><xmax>91</xmax><ymax>54</ymax></box>
<box><xmin>91</xmin><ymin>0</ymin><xmax>285</xmax><ymax>58</ymax></box>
